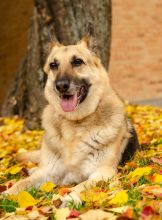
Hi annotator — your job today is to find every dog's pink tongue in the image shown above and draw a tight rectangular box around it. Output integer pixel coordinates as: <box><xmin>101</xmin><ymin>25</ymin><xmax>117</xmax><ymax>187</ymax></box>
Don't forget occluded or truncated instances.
<box><xmin>60</xmin><ymin>93</ymin><xmax>78</xmax><ymax>112</ymax></box>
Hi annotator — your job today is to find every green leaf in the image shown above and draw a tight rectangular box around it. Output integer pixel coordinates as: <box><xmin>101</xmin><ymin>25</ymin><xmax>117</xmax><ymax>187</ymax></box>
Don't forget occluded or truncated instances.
<box><xmin>0</xmin><ymin>196</ymin><xmax>18</xmax><ymax>212</ymax></box>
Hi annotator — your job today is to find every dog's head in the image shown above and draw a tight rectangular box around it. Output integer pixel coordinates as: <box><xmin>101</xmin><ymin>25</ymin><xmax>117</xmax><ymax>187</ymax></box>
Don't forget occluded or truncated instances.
<box><xmin>44</xmin><ymin>36</ymin><xmax>109</xmax><ymax>120</ymax></box>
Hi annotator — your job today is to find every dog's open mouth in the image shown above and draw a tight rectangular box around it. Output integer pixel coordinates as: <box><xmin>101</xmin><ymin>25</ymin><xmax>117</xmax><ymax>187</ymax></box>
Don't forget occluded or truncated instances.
<box><xmin>60</xmin><ymin>86</ymin><xmax>87</xmax><ymax>112</ymax></box>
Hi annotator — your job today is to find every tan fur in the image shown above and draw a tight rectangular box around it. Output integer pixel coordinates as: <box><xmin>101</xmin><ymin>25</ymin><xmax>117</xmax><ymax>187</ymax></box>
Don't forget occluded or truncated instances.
<box><xmin>5</xmin><ymin>38</ymin><xmax>132</xmax><ymax>205</ymax></box>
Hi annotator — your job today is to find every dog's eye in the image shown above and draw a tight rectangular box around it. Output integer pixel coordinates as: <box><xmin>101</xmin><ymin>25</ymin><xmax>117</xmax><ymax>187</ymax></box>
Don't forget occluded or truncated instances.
<box><xmin>71</xmin><ymin>58</ymin><xmax>84</xmax><ymax>67</ymax></box>
<box><xmin>49</xmin><ymin>62</ymin><xmax>58</xmax><ymax>70</ymax></box>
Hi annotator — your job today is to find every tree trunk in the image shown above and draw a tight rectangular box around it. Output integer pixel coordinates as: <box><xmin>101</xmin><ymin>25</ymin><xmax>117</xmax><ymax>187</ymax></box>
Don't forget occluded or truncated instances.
<box><xmin>1</xmin><ymin>0</ymin><xmax>112</xmax><ymax>129</ymax></box>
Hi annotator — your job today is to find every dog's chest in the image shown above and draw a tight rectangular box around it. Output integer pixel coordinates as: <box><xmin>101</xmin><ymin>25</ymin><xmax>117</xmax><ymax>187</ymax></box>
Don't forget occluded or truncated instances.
<box><xmin>60</xmin><ymin>122</ymin><xmax>84</xmax><ymax>162</ymax></box>
<box><xmin>47</xmin><ymin>119</ymin><xmax>106</xmax><ymax>183</ymax></box>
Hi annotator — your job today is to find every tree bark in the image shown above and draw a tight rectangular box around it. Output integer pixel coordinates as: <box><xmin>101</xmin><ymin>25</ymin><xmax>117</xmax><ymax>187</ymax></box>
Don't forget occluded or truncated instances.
<box><xmin>1</xmin><ymin>0</ymin><xmax>112</xmax><ymax>129</ymax></box>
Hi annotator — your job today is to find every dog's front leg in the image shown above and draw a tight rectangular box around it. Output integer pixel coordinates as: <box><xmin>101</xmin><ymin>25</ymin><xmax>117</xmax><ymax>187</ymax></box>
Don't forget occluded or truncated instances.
<box><xmin>61</xmin><ymin>166</ymin><xmax>116</xmax><ymax>207</ymax></box>
<box><xmin>4</xmin><ymin>168</ymin><xmax>48</xmax><ymax>195</ymax></box>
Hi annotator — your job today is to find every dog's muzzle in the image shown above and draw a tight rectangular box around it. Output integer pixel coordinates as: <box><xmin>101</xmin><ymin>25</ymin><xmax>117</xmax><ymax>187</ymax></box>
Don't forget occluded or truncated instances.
<box><xmin>54</xmin><ymin>78</ymin><xmax>91</xmax><ymax>112</ymax></box>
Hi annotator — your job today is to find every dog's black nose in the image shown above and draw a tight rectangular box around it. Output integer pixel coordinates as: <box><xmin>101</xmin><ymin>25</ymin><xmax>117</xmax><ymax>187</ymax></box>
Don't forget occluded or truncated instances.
<box><xmin>55</xmin><ymin>79</ymin><xmax>70</xmax><ymax>93</ymax></box>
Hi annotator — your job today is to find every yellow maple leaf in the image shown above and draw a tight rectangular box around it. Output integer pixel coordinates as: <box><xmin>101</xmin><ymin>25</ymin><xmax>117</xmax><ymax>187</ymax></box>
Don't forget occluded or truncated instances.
<box><xmin>152</xmin><ymin>174</ymin><xmax>162</xmax><ymax>183</ymax></box>
<box><xmin>17</xmin><ymin>191</ymin><xmax>38</xmax><ymax>207</ymax></box>
<box><xmin>109</xmin><ymin>190</ymin><xmax>128</xmax><ymax>205</ymax></box>
<box><xmin>128</xmin><ymin>167</ymin><xmax>152</xmax><ymax>179</ymax></box>
<box><xmin>80</xmin><ymin>190</ymin><xmax>107</xmax><ymax>204</ymax></box>
<box><xmin>9</xmin><ymin>166</ymin><xmax>23</xmax><ymax>175</ymax></box>
<box><xmin>39</xmin><ymin>181</ymin><xmax>56</xmax><ymax>192</ymax></box>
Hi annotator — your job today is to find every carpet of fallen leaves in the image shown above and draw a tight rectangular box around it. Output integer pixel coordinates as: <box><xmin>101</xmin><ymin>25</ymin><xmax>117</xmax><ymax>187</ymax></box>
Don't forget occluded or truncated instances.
<box><xmin>0</xmin><ymin>105</ymin><xmax>162</xmax><ymax>220</ymax></box>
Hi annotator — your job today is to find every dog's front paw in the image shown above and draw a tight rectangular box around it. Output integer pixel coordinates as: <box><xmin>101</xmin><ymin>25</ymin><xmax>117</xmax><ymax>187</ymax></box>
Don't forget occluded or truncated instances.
<box><xmin>61</xmin><ymin>191</ymin><xmax>82</xmax><ymax>208</ymax></box>
<box><xmin>3</xmin><ymin>185</ymin><xmax>18</xmax><ymax>195</ymax></box>
<box><xmin>3</xmin><ymin>178</ymin><xmax>32</xmax><ymax>195</ymax></box>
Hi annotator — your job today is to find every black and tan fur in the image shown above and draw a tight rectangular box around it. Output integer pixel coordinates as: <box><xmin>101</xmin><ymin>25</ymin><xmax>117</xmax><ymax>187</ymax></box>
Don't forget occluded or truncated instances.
<box><xmin>5</xmin><ymin>36</ymin><xmax>139</xmax><ymax>204</ymax></box>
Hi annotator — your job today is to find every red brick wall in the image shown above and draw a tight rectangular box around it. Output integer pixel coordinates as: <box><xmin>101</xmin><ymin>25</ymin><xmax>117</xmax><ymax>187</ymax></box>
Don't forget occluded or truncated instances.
<box><xmin>109</xmin><ymin>0</ymin><xmax>162</xmax><ymax>101</ymax></box>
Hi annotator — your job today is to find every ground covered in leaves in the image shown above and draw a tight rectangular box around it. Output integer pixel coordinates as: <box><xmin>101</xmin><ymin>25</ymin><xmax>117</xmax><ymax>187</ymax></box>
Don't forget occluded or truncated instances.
<box><xmin>0</xmin><ymin>105</ymin><xmax>162</xmax><ymax>219</ymax></box>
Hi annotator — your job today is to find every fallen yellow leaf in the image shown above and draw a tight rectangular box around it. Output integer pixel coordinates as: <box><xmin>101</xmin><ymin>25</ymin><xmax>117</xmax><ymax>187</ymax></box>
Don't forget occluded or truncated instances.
<box><xmin>9</xmin><ymin>166</ymin><xmax>23</xmax><ymax>175</ymax></box>
<box><xmin>17</xmin><ymin>191</ymin><xmax>38</xmax><ymax>207</ymax></box>
<box><xmin>128</xmin><ymin>167</ymin><xmax>152</xmax><ymax>179</ymax></box>
<box><xmin>40</xmin><ymin>181</ymin><xmax>56</xmax><ymax>192</ymax></box>
<box><xmin>80</xmin><ymin>189</ymin><xmax>107</xmax><ymax>204</ymax></box>
<box><xmin>109</xmin><ymin>190</ymin><xmax>128</xmax><ymax>205</ymax></box>
<box><xmin>0</xmin><ymin>151</ymin><xmax>8</xmax><ymax>159</ymax></box>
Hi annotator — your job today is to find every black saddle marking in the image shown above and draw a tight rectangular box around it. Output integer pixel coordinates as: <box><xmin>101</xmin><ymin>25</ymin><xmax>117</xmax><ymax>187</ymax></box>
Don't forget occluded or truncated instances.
<box><xmin>120</xmin><ymin>126</ymin><xmax>140</xmax><ymax>165</ymax></box>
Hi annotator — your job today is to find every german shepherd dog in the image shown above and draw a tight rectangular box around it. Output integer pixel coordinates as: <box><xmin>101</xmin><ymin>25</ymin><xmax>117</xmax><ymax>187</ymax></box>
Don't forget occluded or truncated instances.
<box><xmin>5</xmin><ymin>35</ymin><xmax>139</xmax><ymax>204</ymax></box>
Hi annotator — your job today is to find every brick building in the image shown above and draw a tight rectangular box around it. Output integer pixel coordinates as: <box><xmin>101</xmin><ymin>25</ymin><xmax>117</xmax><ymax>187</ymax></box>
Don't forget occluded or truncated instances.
<box><xmin>109</xmin><ymin>0</ymin><xmax>162</xmax><ymax>102</ymax></box>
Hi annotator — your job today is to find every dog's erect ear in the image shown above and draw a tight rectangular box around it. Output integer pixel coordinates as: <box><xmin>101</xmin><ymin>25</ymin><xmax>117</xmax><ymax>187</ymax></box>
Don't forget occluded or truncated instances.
<box><xmin>78</xmin><ymin>23</ymin><xmax>97</xmax><ymax>53</ymax></box>
<box><xmin>46</xmin><ymin>27</ymin><xmax>62</xmax><ymax>52</ymax></box>
<box><xmin>44</xmin><ymin>28</ymin><xmax>62</xmax><ymax>74</ymax></box>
